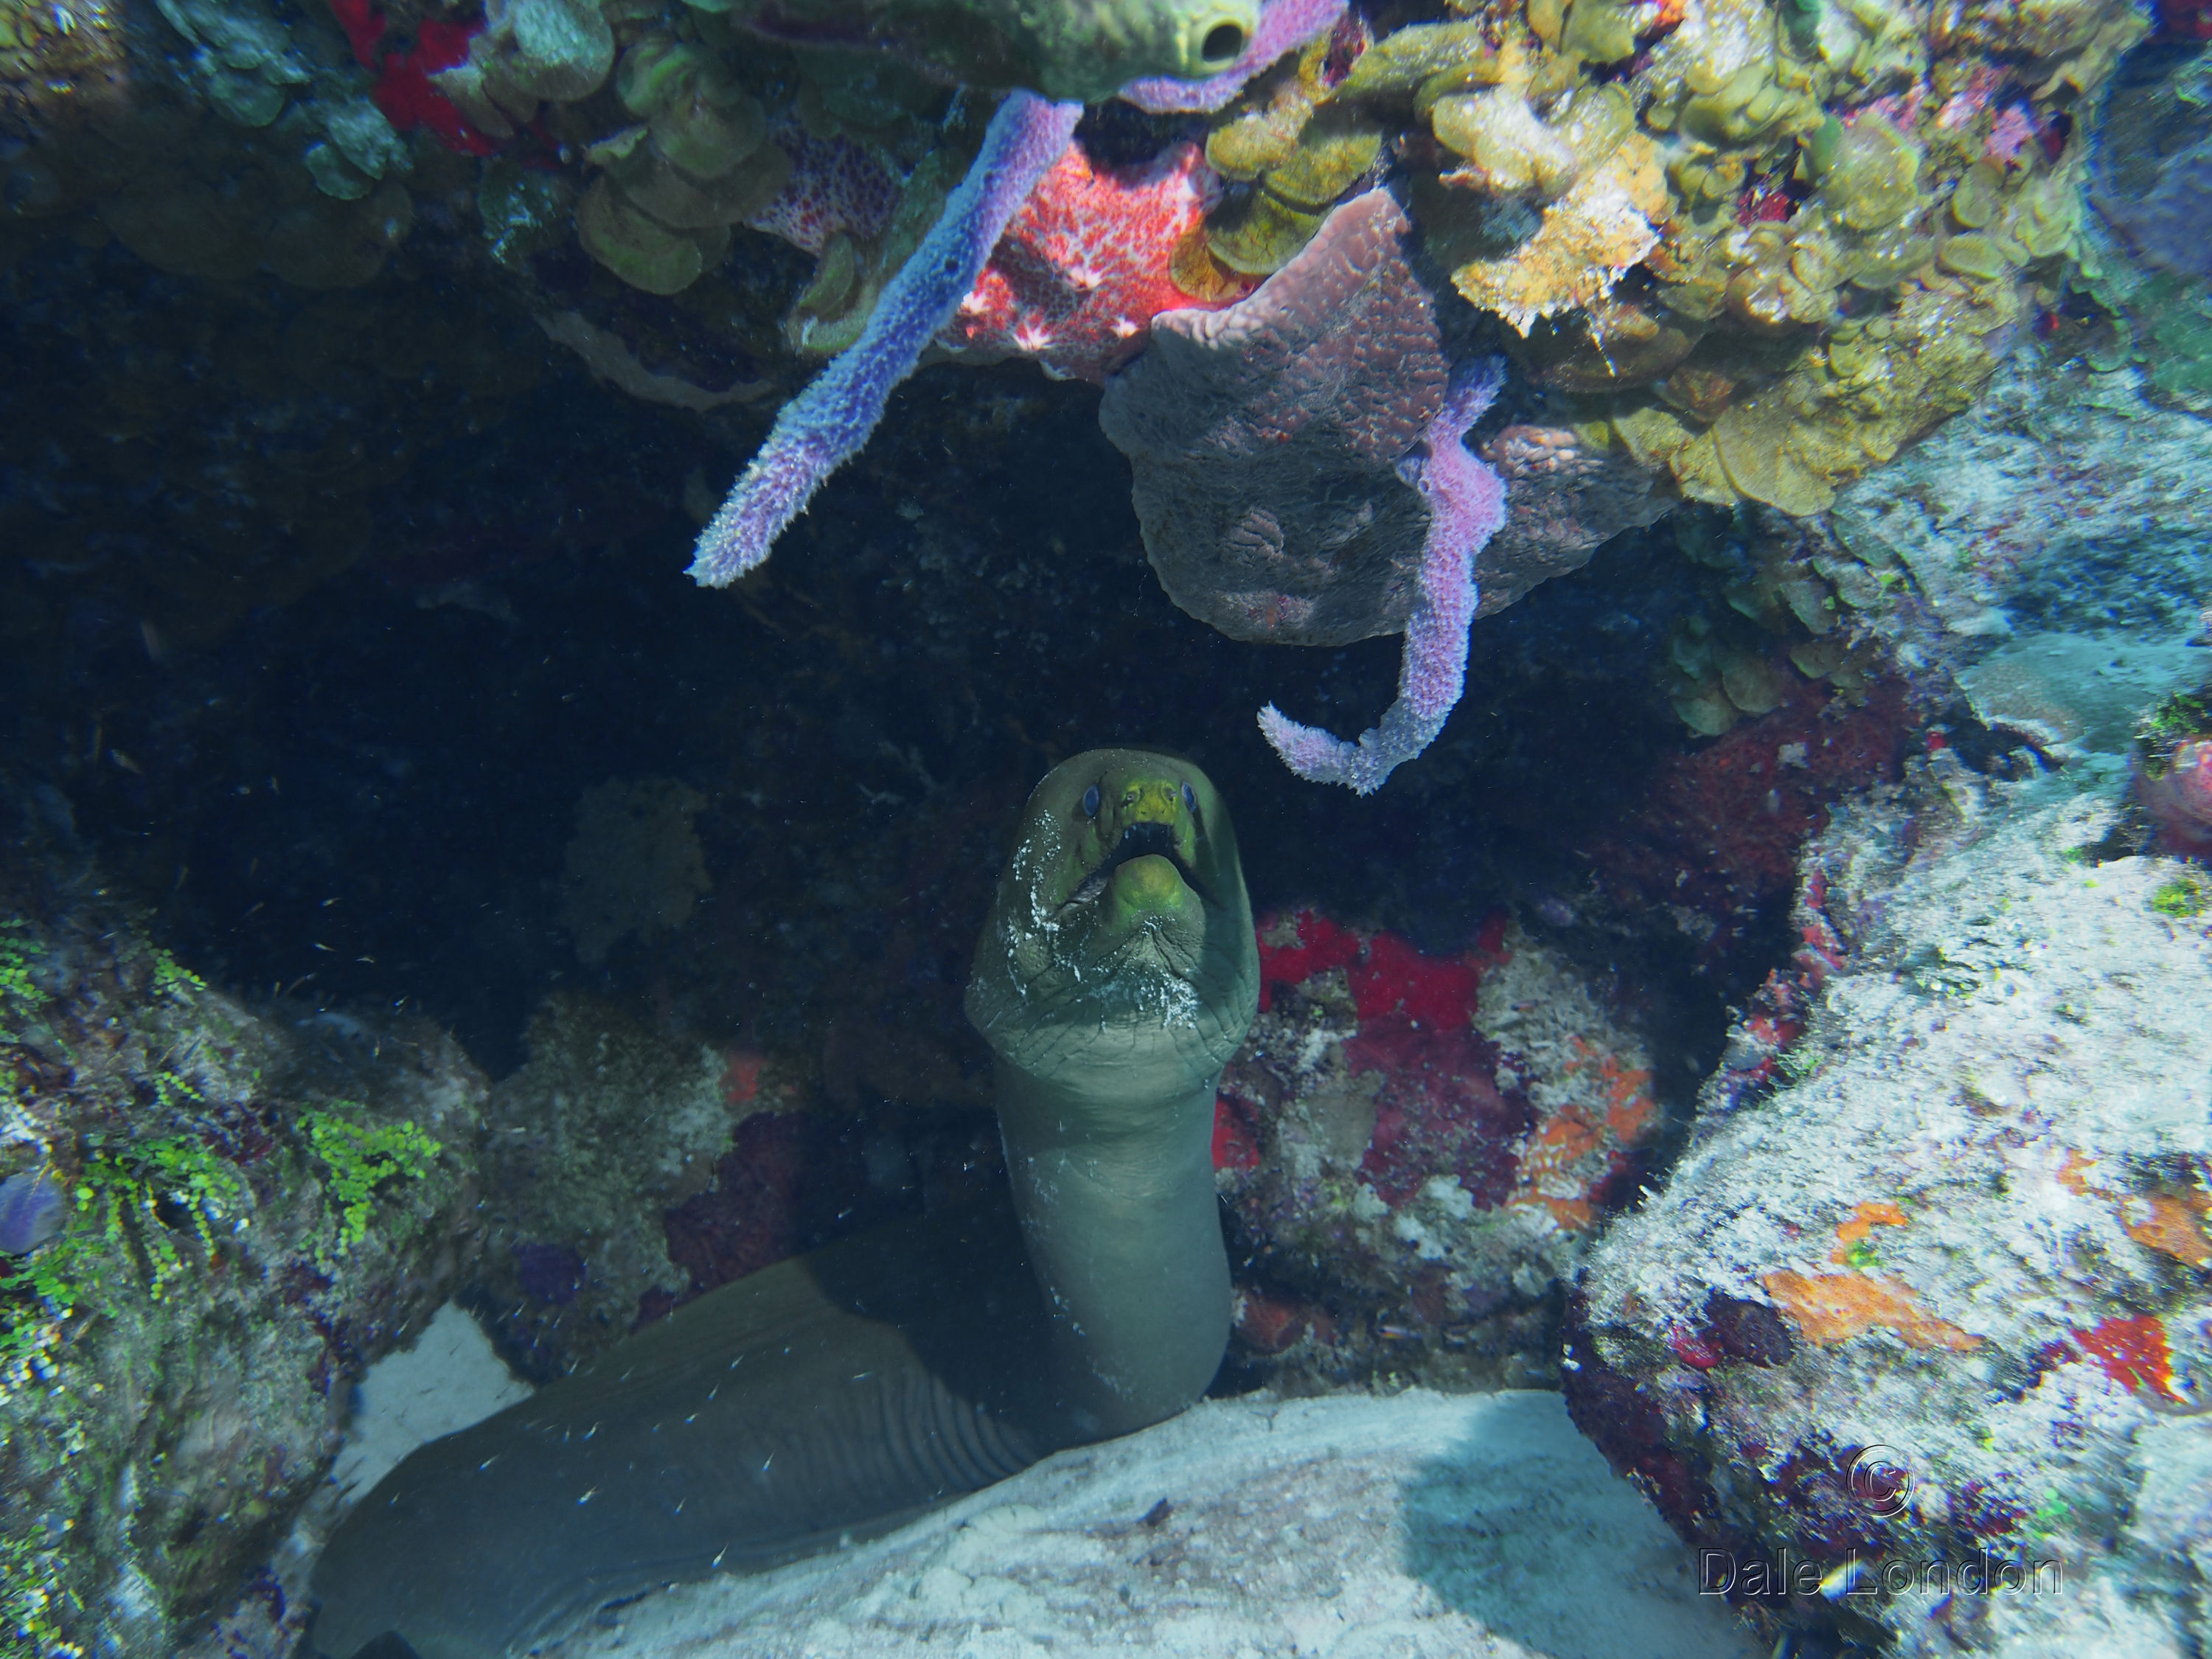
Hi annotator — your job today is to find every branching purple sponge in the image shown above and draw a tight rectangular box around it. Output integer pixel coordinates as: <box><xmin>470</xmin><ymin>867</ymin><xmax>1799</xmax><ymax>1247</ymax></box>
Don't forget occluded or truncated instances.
<box><xmin>688</xmin><ymin>91</ymin><xmax>1082</xmax><ymax>588</ymax></box>
<box><xmin>1259</xmin><ymin>360</ymin><xmax>1508</xmax><ymax>795</ymax></box>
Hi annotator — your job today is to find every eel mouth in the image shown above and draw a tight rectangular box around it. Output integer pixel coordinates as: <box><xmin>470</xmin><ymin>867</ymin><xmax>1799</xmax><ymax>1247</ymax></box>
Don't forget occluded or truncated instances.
<box><xmin>1065</xmin><ymin>820</ymin><xmax>1210</xmax><ymax>910</ymax></box>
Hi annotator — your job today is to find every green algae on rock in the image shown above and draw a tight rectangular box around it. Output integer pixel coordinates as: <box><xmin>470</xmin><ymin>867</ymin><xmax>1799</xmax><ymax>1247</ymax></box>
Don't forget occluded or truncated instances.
<box><xmin>0</xmin><ymin>815</ymin><xmax>486</xmax><ymax>1659</ymax></box>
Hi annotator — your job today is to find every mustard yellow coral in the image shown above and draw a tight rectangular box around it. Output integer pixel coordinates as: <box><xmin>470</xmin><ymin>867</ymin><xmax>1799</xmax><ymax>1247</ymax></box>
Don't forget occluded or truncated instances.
<box><xmin>1453</xmin><ymin>134</ymin><xmax>1669</xmax><ymax>330</ymax></box>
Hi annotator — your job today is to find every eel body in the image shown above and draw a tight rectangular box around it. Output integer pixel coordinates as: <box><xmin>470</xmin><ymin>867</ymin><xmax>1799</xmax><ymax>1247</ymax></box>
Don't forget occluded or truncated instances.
<box><xmin>307</xmin><ymin>748</ymin><xmax>1257</xmax><ymax>1659</ymax></box>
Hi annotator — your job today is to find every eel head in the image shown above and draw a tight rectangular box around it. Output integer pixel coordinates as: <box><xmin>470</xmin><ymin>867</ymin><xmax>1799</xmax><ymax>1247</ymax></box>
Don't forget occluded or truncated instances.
<box><xmin>966</xmin><ymin>748</ymin><xmax>1257</xmax><ymax>1095</ymax></box>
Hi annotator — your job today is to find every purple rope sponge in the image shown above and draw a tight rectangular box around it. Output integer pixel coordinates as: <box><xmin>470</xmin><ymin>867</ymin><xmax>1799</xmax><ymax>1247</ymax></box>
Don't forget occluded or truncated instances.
<box><xmin>689</xmin><ymin>91</ymin><xmax>1082</xmax><ymax>588</ymax></box>
<box><xmin>1119</xmin><ymin>0</ymin><xmax>1346</xmax><ymax>114</ymax></box>
<box><xmin>1259</xmin><ymin>358</ymin><xmax>1508</xmax><ymax>795</ymax></box>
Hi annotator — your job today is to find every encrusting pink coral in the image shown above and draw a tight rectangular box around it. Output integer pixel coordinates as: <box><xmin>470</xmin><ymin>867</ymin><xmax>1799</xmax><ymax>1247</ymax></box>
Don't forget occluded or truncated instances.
<box><xmin>941</xmin><ymin>139</ymin><xmax>1249</xmax><ymax>385</ymax></box>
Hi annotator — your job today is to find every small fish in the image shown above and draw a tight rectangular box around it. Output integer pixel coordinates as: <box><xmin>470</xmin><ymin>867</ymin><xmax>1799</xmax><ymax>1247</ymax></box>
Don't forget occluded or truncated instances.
<box><xmin>0</xmin><ymin>1167</ymin><xmax>68</xmax><ymax>1253</ymax></box>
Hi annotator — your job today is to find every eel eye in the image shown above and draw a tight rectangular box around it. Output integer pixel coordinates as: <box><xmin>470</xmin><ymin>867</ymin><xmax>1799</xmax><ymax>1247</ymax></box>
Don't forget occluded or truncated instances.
<box><xmin>1181</xmin><ymin>782</ymin><xmax>1197</xmax><ymax>815</ymax></box>
<box><xmin>1082</xmin><ymin>785</ymin><xmax>1101</xmax><ymax>818</ymax></box>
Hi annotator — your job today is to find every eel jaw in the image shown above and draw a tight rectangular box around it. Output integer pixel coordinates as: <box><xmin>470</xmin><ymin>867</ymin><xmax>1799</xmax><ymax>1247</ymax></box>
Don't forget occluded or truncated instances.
<box><xmin>1064</xmin><ymin>819</ymin><xmax>1205</xmax><ymax>908</ymax></box>
<box><xmin>1062</xmin><ymin>827</ymin><xmax>1208</xmax><ymax>983</ymax></box>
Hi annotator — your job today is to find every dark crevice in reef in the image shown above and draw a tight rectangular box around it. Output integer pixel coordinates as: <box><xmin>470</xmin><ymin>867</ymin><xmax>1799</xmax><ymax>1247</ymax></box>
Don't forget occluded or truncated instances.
<box><xmin>6</xmin><ymin>330</ymin><xmax>1794</xmax><ymax>1082</ymax></box>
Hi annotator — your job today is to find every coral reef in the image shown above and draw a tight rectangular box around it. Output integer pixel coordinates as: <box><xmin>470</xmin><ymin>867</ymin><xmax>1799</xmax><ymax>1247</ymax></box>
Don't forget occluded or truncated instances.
<box><xmin>1121</xmin><ymin>0</ymin><xmax>1346</xmax><ymax>114</ymax></box>
<box><xmin>1158</xmin><ymin>0</ymin><xmax>2145</xmax><ymax>519</ymax></box>
<box><xmin>2090</xmin><ymin>44</ymin><xmax>2212</xmax><ymax>282</ymax></box>
<box><xmin>428</xmin><ymin>0</ymin><xmax>613</xmax><ymax>146</ymax></box>
<box><xmin>1567</xmin><ymin>771</ymin><xmax>2212</xmax><ymax>1655</ymax></box>
<box><xmin>0</xmin><ymin>0</ymin><xmax>2154</xmax><ymax>582</ymax></box>
<box><xmin>1102</xmin><ymin>188</ymin><xmax>1666</xmax><ymax>786</ymax></box>
<box><xmin>571</xmin><ymin>32</ymin><xmax>790</xmax><ymax>296</ymax></box>
<box><xmin>1197</xmin><ymin>21</ymin><xmax>1379</xmax><ymax>277</ymax></box>
<box><xmin>2</xmin><ymin>0</ymin><xmax>2204</xmax><ymax>1642</ymax></box>
<box><xmin>0</xmin><ymin>799</ymin><xmax>485</xmax><ymax>1659</ymax></box>
<box><xmin>1213</xmin><ymin>907</ymin><xmax>1666</xmax><ymax>1389</ymax></box>
<box><xmin>1099</xmin><ymin>189</ymin><xmax>1455</xmax><ymax>653</ymax></box>
<box><xmin>2086</xmin><ymin>44</ymin><xmax>2212</xmax><ymax>413</ymax></box>
<box><xmin>743</xmin><ymin>116</ymin><xmax>899</xmax><ymax>257</ymax></box>
<box><xmin>0</xmin><ymin>0</ymin><xmax>127</xmax><ymax>138</ymax></box>
<box><xmin>1830</xmin><ymin>353</ymin><xmax>2212</xmax><ymax>643</ymax></box>
<box><xmin>1101</xmin><ymin>186</ymin><xmax>1668</xmax><ymax>656</ymax></box>
<box><xmin>1472</xmin><ymin>420</ymin><xmax>1673</xmax><ymax>612</ymax></box>
<box><xmin>327</xmin><ymin>0</ymin><xmax>498</xmax><ymax>159</ymax></box>
<box><xmin>1586</xmin><ymin>655</ymin><xmax>1912</xmax><ymax>960</ymax></box>
<box><xmin>1</xmin><ymin>35</ymin><xmax>419</xmax><ymax>291</ymax></box>
<box><xmin>1646</xmin><ymin>506</ymin><xmax>1881</xmax><ymax>738</ymax></box>
<box><xmin>1</xmin><ymin>0</ymin><xmax>418</xmax><ymax>242</ymax></box>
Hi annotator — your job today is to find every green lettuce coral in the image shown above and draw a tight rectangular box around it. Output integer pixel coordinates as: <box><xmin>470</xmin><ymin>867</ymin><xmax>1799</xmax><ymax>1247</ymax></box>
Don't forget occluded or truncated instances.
<box><xmin>577</xmin><ymin>31</ymin><xmax>790</xmax><ymax>293</ymax></box>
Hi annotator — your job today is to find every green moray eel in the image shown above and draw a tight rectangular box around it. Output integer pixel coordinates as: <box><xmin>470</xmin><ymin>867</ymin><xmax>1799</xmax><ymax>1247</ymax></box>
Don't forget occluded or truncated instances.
<box><xmin>733</xmin><ymin>0</ymin><xmax>1258</xmax><ymax>104</ymax></box>
<box><xmin>306</xmin><ymin>748</ymin><xmax>1258</xmax><ymax>1659</ymax></box>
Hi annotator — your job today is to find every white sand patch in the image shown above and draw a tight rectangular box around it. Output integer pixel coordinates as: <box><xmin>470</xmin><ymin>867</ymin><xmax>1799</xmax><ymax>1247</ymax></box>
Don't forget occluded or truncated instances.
<box><xmin>330</xmin><ymin>1301</ymin><xmax>533</xmax><ymax>1503</ymax></box>
<box><xmin>540</xmin><ymin>1388</ymin><xmax>1761</xmax><ymax>1659</ymax></box>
